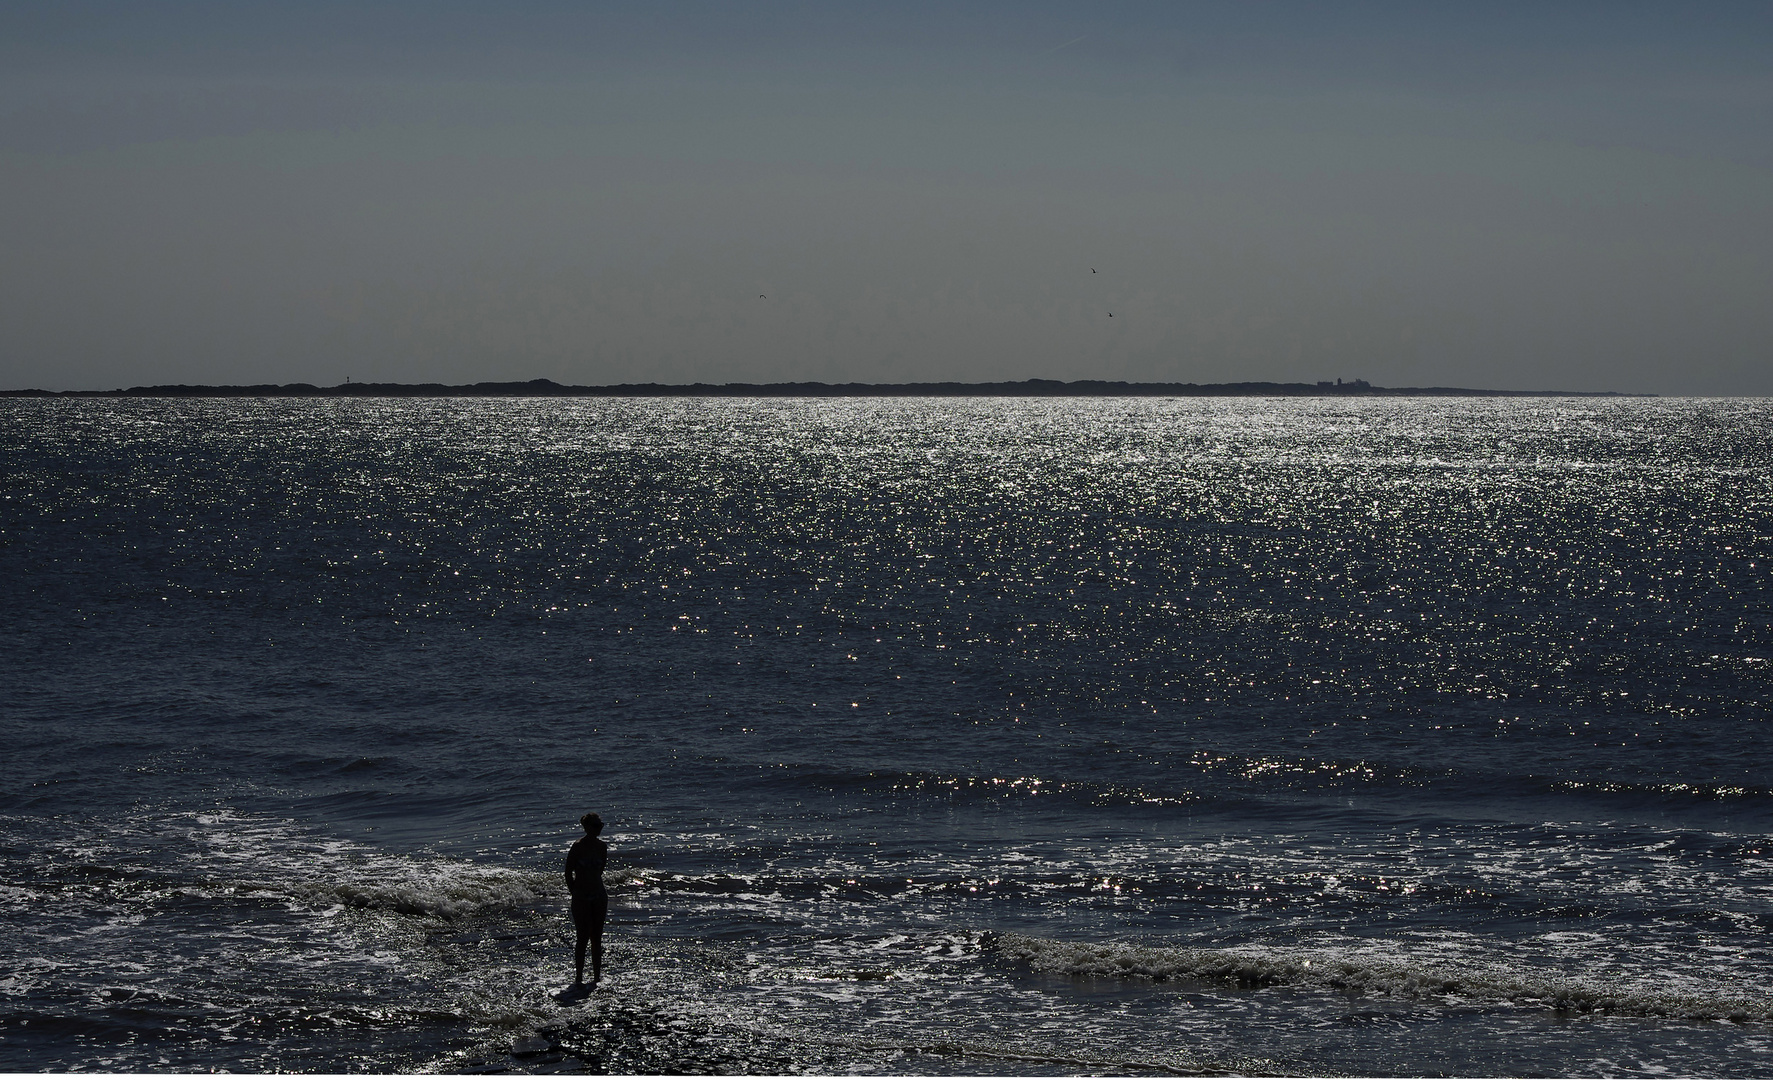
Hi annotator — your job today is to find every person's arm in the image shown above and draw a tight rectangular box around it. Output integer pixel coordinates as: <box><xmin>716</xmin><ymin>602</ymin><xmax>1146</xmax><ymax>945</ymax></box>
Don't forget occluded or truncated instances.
<box><xmin>564</xmin><ymin>846</ymin><xmax>579</xmax><ymax>893</ymax></box>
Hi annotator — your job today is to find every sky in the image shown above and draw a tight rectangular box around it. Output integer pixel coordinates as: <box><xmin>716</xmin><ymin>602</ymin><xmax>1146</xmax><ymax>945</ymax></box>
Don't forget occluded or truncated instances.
<box><xmin>2</xmin><ymin>1</ymin><xmax>1770</xmax><ymax>394</ymax></box>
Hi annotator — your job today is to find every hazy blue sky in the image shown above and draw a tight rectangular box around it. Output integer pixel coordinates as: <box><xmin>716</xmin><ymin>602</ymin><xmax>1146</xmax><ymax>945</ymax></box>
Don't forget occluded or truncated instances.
<box><xmin>3</xmin><ymin>2</ymin><xmax>1770</xmax><ymax>392</ymax></box>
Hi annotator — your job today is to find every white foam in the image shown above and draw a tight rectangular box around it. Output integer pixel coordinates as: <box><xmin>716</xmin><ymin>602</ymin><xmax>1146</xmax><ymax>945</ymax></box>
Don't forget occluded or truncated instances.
<box><xmin>146</xmin><ymin>809</ymin><xmax>565</xmax><ymax>921</ymax></box>
<box><xmin>322</xmin><ymin>866</ymin><xmax>549</xmax><ymax>920</ymax></box>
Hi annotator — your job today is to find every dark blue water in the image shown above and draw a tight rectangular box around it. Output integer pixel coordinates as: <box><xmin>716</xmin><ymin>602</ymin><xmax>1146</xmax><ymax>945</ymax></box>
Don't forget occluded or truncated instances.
<box><xmin>3</xmin><ymin>396</ymin><xmax>1771</xmax><ymax>1075</ymax></box>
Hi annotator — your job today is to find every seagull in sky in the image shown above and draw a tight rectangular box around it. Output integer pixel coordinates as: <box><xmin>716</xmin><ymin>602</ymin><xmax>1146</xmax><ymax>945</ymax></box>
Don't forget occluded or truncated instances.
<box><xmin>1036</xmin><ymin>35</ymin><xmax>1087</xmax><ymax>58</ymax></box>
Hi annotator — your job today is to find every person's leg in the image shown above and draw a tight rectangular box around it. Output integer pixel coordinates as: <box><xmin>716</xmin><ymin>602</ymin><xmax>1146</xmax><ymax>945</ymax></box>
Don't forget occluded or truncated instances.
<box><xmin>590</xmin><ymin>924</ymin><xmax>604</xmax><ymax>984</ymax></box>
<box><xmin>573</xmin><ymin>899</ymin><xmax>591</xmax><ymax>986</ymax></box>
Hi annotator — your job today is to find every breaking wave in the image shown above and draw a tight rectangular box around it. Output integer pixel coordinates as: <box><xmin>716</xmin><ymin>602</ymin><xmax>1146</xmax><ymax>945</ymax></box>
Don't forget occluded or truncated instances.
<box><xmin>990</xmin><ymin>932</ymin><xmax>1772</xmax><ymax>1022</ymax></box>
<box><xmin>320</xmin><ymin>866</ymin><xmax>552</xmax><ymax>920</ymax></box>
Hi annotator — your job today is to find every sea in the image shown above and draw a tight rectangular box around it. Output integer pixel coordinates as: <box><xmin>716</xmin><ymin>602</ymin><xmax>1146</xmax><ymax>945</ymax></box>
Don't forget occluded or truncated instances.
<box><xmin>2</xmin><ymin>395</ymin><xmax>1770</xmax><ymax>1076</ymax></box>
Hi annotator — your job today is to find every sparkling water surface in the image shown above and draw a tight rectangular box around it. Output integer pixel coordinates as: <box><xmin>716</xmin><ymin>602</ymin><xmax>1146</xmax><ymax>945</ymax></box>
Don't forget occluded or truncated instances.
<box><xmin>2</xmin><ymin>397</ymin><xmax>1771</xmax><ymax>1075</ymax></box>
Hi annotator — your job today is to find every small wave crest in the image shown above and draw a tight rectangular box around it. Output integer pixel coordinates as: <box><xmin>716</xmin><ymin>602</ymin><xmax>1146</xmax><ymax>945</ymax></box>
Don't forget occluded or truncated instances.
<box><xmin>804</xmin><ymin>768</ymin><xmax>1198</xmax><ymax>807</ymax></box>
<box><xmin>160</xmin><ymin>810</ymin><xmax>564</xmax><ymax>921</ymax></box>
<box><xmin>318</xmin><ymin>865</ymin><xmax>550</xmax><ymax>920</ymax></box>
<box><xmin>1549</xmin><ymin>777</ymin><xmax>1773</xmax><ymax>802</ymax></box>
<box><xmin>990</xmin><ymin>932</ymin><xmax>1771</xmax><ymax>1022</ymax></box>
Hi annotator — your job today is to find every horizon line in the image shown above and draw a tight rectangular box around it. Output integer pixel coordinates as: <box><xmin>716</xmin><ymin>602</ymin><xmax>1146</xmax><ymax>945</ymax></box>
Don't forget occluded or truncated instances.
<box><xmin>2</xmin><ymin>377</ymin><xmax>1648</xmax><ymax>399</ymax></box>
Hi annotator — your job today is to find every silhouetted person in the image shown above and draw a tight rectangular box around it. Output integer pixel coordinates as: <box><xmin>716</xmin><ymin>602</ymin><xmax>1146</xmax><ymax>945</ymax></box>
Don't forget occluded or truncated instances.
<box><xmin>565</xmin><ymin>812</ymin><xmax>608</xmax><ymax>988</ymax></box>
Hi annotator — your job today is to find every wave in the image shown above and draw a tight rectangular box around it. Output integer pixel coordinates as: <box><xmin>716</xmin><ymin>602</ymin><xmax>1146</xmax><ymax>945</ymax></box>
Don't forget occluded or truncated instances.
<box><xmin>318</xmin><ymin>861</ymin><xmax>637</xmax><ymax>922</ymax></box>
<box><xmin>1547</xmin><ymin>777</ymin><xmax>1773</xmax><ymax>802</ymax></box>
<box><xmin>12</xmin><ymin>809</ymin><xmax>612</xmax><ymax>924</ymax></box>
<box><xmin>318</xmin><ymin>865</ymin><xmax>552</xmax><ymax>921</ymax></box>
<box><xmin>791</xmin><ymin>750</ymin><xmax>1449</xmax><ymax>809</ymax></box>
<box><xmin>990</xmin><ymin>932</ymin><xmax>1771</xmax><ymax>1022</ymax></box>
<box><xmin>796</xmin><ymin>767</ymin><xmax>1200</xmax><ymax>807</ymax></box>
<box><xmin>796</xmin><ymin>761</ymin><xmax>1773</xmax><ymax>817</ymax></box>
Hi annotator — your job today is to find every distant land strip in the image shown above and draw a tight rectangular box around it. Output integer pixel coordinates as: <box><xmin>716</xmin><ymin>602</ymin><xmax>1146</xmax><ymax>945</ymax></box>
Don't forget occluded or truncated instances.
<box><xmin>3</xmin><ymin>377</ymin><xmax>1640</xmax><ymax>398</ymax></box>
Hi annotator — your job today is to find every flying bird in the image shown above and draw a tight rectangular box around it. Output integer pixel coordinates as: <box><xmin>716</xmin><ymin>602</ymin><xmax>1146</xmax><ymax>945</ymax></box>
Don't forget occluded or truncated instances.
<box><xmin>759</xmin><ymin>294</ymin><xmax>766</xmax><ymax>298</ymax></box>
<box><xmin>1091</xmin><ymin>268</ymin><xmax>1096</xmax><ymax>273</ymax></box>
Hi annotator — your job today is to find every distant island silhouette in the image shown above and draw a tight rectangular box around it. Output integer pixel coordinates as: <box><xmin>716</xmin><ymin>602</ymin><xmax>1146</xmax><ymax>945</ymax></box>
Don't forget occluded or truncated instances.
<box><xmin>3</xmin><ymin>378</ymin><xmax>1639</xmax><ymax>398</ymax></box>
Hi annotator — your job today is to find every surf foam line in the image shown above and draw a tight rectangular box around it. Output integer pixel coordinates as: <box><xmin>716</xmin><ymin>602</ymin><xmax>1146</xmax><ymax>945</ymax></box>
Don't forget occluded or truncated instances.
<box><xmin>828</xmin><ymin>1035</ymin><xmax>1278</xmax><ymax>1077</ymax></box>
<box><xmin>319</xmin><ymin>865</ymin><xmax>552</xmax><ymax>920</ymax></box>
<box><xmin>990</xmin><ymin>933</ymin><xmax>1771</xmax><ymax>1022</ymax></box>
<box><xmin>161</xmin><ymin>810</ymin><xmax>586</xmax><ymax>922</ymax></box>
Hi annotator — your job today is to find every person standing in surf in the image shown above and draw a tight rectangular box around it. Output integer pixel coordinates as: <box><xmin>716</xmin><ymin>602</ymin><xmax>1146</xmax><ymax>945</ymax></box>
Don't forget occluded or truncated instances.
<box><xmin>565</xmin><ymin>812</ymin><xmax>608</xmax><ymax>989</ymax></box>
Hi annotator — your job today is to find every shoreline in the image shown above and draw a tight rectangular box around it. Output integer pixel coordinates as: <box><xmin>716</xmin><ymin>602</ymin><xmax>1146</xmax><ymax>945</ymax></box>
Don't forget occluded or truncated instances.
<box><xmin>1</xmin><ymin>377</ymin><xmax>1642</xmax><ymax>398</ymax></box>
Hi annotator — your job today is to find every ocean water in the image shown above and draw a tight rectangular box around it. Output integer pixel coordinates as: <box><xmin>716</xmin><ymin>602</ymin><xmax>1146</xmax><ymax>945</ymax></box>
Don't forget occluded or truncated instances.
<box><xmin>2</xmin><ymin>395</ymin><xmax>1771</xmax><ymax>1076</ymax></box>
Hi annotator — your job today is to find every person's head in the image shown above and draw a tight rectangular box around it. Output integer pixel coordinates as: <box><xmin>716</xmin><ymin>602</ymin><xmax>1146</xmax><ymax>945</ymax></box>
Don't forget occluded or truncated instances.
<box><xmin>580</xmin><ymin>812</ymin><xmax>604</xmax><ymax>836</ymax></box>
